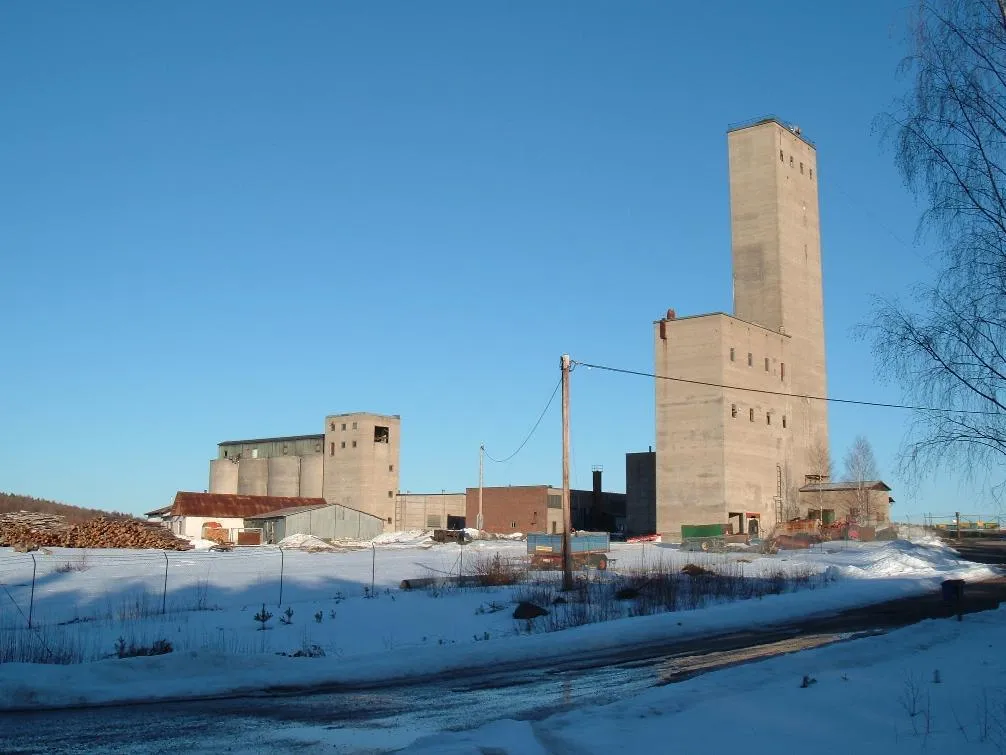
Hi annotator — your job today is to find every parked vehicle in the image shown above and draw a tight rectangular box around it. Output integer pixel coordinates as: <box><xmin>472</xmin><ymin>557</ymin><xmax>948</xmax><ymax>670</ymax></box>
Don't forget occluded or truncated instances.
<box><xmin>527</xmin><ymin>532</ymin><xmax>611</xmax><ymax>570</ymax></box>
<box><xmin>680</xmin><ymin>523</ymin><xmax>753</xmax><ymax>552</ymax></box>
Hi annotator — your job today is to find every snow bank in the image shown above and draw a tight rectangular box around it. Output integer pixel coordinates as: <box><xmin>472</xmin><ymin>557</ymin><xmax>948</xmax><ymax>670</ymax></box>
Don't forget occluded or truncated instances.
<box><xmin>277</xmin><ymin>534</ymin><xmax>335</xmax><ymax>551</ymax></box>
<box><xmin>370</xmin><ymin>530</ymin><xmax>433</xmax><ymax>546</ymax></box>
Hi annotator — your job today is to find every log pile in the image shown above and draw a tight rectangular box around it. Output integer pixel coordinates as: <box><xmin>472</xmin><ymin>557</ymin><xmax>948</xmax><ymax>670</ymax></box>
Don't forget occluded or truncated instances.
<box><xmin>0</xmin><ymin>511</ymin><xmax>192</xmax><ymax>550</ymax></box>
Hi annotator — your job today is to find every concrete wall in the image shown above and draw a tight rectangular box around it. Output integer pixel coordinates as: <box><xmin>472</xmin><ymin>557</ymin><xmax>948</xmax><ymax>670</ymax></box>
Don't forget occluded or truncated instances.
<box><xmin>394</xmin><ymin>493</ymin><xmax>466</xmax><ymax>530</ymax></box>
<box><xmin>625</xmin><ymin>451</ymin><xmax>656</xmax><ymax>536</ymax></box>
<box><xmin>209</xmin><ymin>460</ymin><xmax>239</xmax><ymax>495</ymax></box>
<box><xmin>267</xmin><ymin>456</ymin><xmax>301</xmax><ymax>497</ymax></box>
<box><xmin>466</xmin><ymin>486</ymin><xmax>548</xmax><ymax>534</ymax></box>
<box><xmin>655</xmin><ymin>315</ymin><xmax>728</xmax><ymax>539</ymax></box>
<box><xmin>237</xmin><ymin>458</ymin><xmax>269</xmax><ymax>496</ymax></box>
<box><xmin>299</xmin><ymin>455</ymin><xmax>324</xmax><ymax>498</ymax></box>
<box><xmin>322</xmin><ymin>413</ymin><xmax>401</xmax><ymax>527</ymax></box>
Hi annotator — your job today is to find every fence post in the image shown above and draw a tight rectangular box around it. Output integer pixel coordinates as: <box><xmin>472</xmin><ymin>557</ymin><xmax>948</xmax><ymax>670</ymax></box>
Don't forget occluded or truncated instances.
<box><xmin>28</xmin><ymin>553</ymin><xmax>36</xmax><ymax>629</ymax></box>
<box><xmin>459</xmin><ymin>539</ymin><xmax>463</xmax><ymax>579</ymax></box>
<box><xmin>162</xmin><ymin>552</ymin><xmax>169</xmax><ymax>615</ymax></box>
<box><xmin>278</xmin><ymin>547</ymin><xmax>285</xmax><ymax>607</ymax></box>
<box><xmin>371</xmin><ymin>543</ymin><xmax>376</xmax><ymax>595</ymax></box>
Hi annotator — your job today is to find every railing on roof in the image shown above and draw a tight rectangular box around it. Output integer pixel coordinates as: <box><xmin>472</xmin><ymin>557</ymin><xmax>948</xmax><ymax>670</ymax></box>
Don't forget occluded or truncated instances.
<box><xmin>726</xmin><ymin>115</ymin><xmax>816</xmax><ymax>146</ymax></box>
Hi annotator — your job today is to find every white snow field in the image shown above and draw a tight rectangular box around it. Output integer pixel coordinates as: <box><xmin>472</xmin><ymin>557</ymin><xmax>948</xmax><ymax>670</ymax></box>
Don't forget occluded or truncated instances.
<box><xmin>405</xmin><ymin>604</ymin><xmax>1006</xmax><ymax>755</ymax></box>
<box><xmin>0</xmin><ymin>533</ymin><xmax>994</xmax><ymax>710</ymax></box>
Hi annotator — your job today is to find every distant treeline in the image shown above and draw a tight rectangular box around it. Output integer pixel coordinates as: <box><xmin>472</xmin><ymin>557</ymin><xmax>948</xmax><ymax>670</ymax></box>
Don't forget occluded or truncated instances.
<box><xmin>0</xmin><ymin>492</ymin><xmax>138</xmax><ymax>523</ymax></box>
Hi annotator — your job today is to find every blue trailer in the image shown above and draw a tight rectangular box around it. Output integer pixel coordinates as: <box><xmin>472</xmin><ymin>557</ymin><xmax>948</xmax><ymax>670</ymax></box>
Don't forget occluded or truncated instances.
<box><xmin>527</xmin><ymin>532</ymin><xmax>611</xmax><ymax>570</ymax></box>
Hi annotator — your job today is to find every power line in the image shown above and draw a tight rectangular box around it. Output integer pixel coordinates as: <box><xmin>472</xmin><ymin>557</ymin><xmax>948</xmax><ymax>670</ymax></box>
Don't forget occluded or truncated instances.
<box><xmin>484</xmin><ymin>377</ymin><xmax>563</xmax><ymax>463</ymax></box>
<box><xmin>571</xmin><ymin>359</ymin><xmax>1002</xmax><ymax>416</ymax></box>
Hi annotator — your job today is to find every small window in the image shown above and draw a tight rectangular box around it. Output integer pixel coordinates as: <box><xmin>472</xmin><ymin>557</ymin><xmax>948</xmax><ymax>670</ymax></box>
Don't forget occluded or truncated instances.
<box><xmin>374</xmin><ymin>426</ymin><xmax>390</xmax><ymax>443</ymax></box>
<box><xmin>352</xmin><ymin>421</ymin><xmax>358</xmax><ymax>430</ymax></box>
<box><xmin>389</xmin><ymin>464</ymin><xmax>394</xmax><ymax>472</ymax></box>
<box><xmin>800</xmin><ymin>162</ymin><xmax>804</xmax><ymax>174</ymax></box>
<box><xmin>511</xmin><ymin>521</ymin><xmax>517</xmax><ymax>528</ymax></box>
<box><xmin>782</xmin><ymin>416</ymin><xmax>787</xmax><ymax>429</ymax></box>
<box><xmin>251</xmin><ymin>448</ymin><xmax>258</xmax><ymax>459</ymax></box>
<box><xmin>282</xmin><ymin>444</ymin><xmax>288</xmax><ymax>455</ymax></box>
<box><xmin>340</xmin><ymin>441</ymin><xmax>346</xmax><ymax>449</ymax></box>
<box><xmin>731</xmin><ymin>404</ymin><xmax>737</xmax><ymax>418</ymax></box>
<box><xmin>341</xmin><ymin>423</ymin><xmax>346</xmax><ymax>431</ymax></box>
<box><xmin>330</xmin><ymin>422</ymin><xmax>336</xmax><ymax>431</ymax></box>
<box><xmin>747</xmin><ymin>352</ymin><xmax>753</xmax><ymax>367</ymax></box>
<box><xmin>809</xmin><ymin>168</ymin><xmax>814</xmax><ymax>179</ymax></box>
<box><xmin>779</xmin><ymin>149</ymin><xmax>784</xmax><ymax>162</ymax></box>
<box><xmin>780</xmin><ymin>362</ymin><xmax>785</xmax><ymax>380</ymax></box>
<box><xmin>764</xmin><ymin>357</ymin><xmax>769</xmax><ymax>371</ymax></box>
<box><xmin>352</xmin><ymin>440</ymin><xmax>357</xmax><ymax>448</ymax></box>
<box><xmin>330</xmin><ymin>442</ymin><xmax>335</xmax><ymax>456</ymax></box>
<box><xmin>749</xmin><ymin>408</ymin><xmax>755</xmax><ymax>422</ymax></box>
<box><xmin>766</xmin><ymin>413</ymin><xmax>772</xmax><ymax>425</ymax></box>
<box><xmin>223</xmin><ymin>450</ymin><xmax>228</xmax><ymax>458</ymax></box>
<box><xmin>729</xmin><ymin>347</ymin><xmax>735</xmax><ymax>362</ymax></box>
<box><xmin>387</xmin><ymin>517</ymin><xmax>392</xmax><ymax>524</ymax></box>
<box><xmin>388</xmin><ymin>491</ymin><xmax>393</xmax><ymax>498</ymax></box>
<box><xmin>789</xmin><ymin>155</ymin><xmax>793</xmax><ymax>167</ymax></box>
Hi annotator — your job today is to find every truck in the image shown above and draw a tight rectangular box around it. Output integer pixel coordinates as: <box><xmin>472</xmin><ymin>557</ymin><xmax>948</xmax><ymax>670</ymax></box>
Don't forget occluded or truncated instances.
<box><xmin>527</xmin><ymin>532</ymin><xmax>611</xmax><ymax>570</ymax></box>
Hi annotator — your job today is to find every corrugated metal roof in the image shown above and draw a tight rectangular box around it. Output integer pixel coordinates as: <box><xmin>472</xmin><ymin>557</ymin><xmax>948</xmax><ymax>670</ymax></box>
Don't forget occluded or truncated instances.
<box><xmin>245</xmin><ymin>503</ymin><xmax>332</xmax><ymax>520</ymax></box>
<box><xmin>171</xmin><ymin>492</ymin><xmax>328</xmax><ymax>517</ymax></box>
<box><xmin>799</xmin><ymin>481</ymin><xmax>892</xmax><ymax>493</ymax></box>
<box><xmin>217</xmin><ymin>434</ymin><xmax>324</xmax><ymax>446</ymax></box>
<box><xmin>145</xmin><ymin>505</ymin><xmax>173</xmax><ymax>516</ymax></box>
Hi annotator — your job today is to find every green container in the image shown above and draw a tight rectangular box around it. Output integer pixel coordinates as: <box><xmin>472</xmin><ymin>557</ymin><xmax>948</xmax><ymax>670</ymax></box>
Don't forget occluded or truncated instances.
<box><xmin>822</xmin><ymin>510</ymin><xmax>836</xmax><ymax>525</ymax></box>
<box><xmin>681</xmin><ymin>523</ymin><xmax>727</xmax><ymax>539</ymax></box>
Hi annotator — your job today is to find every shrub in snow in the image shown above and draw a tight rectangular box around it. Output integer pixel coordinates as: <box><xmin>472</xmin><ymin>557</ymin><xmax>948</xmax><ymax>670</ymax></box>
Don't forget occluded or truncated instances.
<box><xmin>279</xmin><ymin>607</ymin><xmax>294</xmax><ymax>625</ymax></box>
<box><xmin>314</xmin><ymin>611</ymin><xmax>323</xmax><ymax>624</ymax></box>
<box><xmin>113</xmin><ymin>637</ymin><xmax>172</xmax><ymax>659</ymax></box>
<box><xmin>254</xmin><ymin>604</ymin><xmax>273</xmax><ymax>631</ymax></box>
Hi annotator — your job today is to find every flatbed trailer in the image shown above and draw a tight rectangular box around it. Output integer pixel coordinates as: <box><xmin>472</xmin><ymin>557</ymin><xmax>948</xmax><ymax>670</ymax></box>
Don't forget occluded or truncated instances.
<box><xmin>527</xmin><ymin>532</ymin><xmax>611</xmax><ymax>570</ymax></box>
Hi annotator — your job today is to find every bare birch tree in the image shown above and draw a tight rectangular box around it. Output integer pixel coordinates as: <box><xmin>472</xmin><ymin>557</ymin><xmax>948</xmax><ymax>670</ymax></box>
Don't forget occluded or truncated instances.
<box><xmin>869</xmin><ymin>0</ymin><xmax>1006</xmax><ymax>493</ymax></box>
<box><xmin>843</xmin><ymin>436</ymin><xmax>880</xmax><ymax>522</ymax></box>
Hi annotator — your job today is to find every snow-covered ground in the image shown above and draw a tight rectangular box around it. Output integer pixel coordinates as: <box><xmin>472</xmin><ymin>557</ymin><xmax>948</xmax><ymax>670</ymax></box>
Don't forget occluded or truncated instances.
<box><xmin>406</xmin><ymin>604</ymin><xmax>1006</xmax><ymax>754</ymax></box>
<box><xmin>0</xmin><ymin>533</ymin><xmax>995</xmax><ymax>711</ymax></box>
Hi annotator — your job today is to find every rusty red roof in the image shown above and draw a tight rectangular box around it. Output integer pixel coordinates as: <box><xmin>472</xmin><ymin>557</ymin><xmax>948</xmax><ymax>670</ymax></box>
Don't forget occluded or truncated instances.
<box><xmin>171</xmin><ymin>492</ymin><xmax>328</xmax><ymax>518</ymax></box>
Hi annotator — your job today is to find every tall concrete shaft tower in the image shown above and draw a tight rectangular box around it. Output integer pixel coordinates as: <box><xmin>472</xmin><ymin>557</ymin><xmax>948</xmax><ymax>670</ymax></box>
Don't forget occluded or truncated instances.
<box><xmin>729</xmin><ymin>119</ymin><xmax>829</xmax><ymax>468</ymax></box>
<box><xmin>654</xmin><ymin>118</ymin><xmax>828</xmax><ymax>539</ymax></box>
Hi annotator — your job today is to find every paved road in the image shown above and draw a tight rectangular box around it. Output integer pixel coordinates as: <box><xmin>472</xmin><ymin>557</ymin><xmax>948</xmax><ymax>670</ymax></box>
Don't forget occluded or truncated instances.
<box><xmin>4</xmin><ymin>560</ymin><xmax>1005</xmax><ymax>754</ymax></box>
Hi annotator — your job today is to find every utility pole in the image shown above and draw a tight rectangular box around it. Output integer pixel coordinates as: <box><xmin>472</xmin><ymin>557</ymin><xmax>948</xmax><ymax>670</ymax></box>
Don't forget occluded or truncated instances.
<box><xmin>561</xmin><ymin>354</ymin><xmax>573</xmax><ymax>591</ymax></box>
<box><xmin>477</xmin><ymin>444</ymin><xmax>484</xmax><ymax>531</ymax></box>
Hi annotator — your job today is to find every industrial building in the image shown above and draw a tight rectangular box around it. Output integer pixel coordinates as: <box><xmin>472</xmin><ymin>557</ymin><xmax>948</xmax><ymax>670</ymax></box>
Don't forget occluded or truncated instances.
<box><xmin>246</xmin><ymin>501</ymin><xmax>384</xmax><ymax>544</ymax></box>
<box><xmin>797</xmin><ymin>481</ymin><xmax>894</xmax><ymax>525</ymax></box>
<box><xmin>465</xmin><ymin>470</ymin><xmax>626</xmax><ymax>536</ymax></box>
<box><xmin>655</xmin><ymin>118</ymin><xmax>830</xmax><ymax>539</ymax></box>
<box><xmin>163</xmin><ymin>492</ymin><xmax>326</xmax><ymax>544</ymax></box>
<box><xmin>209</xmin><ymin>412</ymin><xmax>401</xmax><ymax>529</ymax></box>
<box><xmin>394</xmin><ymin>492</ymin><xmax>466</xmax><ymax>531</ymax></box>
<box><xmin>625</xmin><ymin>450</ymin><xmax>656</xmax><ymax>537</ymax></box>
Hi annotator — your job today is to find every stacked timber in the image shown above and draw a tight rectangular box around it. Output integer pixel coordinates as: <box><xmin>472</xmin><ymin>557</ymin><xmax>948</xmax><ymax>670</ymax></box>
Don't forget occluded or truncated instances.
<box><xmin>0</xmin><ymin>511</ymin><xmax>192</xmax><ymax>550</ymax></box>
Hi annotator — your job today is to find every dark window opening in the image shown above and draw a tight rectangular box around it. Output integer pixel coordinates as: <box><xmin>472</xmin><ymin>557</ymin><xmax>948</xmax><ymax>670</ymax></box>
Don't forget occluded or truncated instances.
<box><xmin>730</xmin><ymin>347</ymin><xmax>735</xmax><ymax>361</ymax></box>
<box><xmin>781</xmin><ymin>362</ymin><xmax>785</xmax><ymax>380</ymax></box>
<box><xmin>747</xmin><ymin>352</ymin><xmax>753</xmax><ymax>367</ymax></box>
<box><xmin>374</xmin><ymin>426</ymin><xmax>390</xmax><ymax>443</ymax></box>
<box><xmin>330</xmin><ymin>422</ymin><xmax>336</xmax><ymax>431</ymax></box>
<box><xmin>352</xmin><ymin>421</ymin><xmax>358</xmax><ymax>430</ymax></box>
<box><xmin>731</xmin><ymin>404</ymin><xmax>737</xmax><ymax>418</ymax></box>
<box><xmin>330</xmin><ymin>442</ymin><xmax>335</xmax><ymax>456</ymax></box>
<box><xmin>779</xmin><ymin>150</ymin><xmax>784</xmax><ymax>161</ymax></box>
<box><xmin>767</xmin><ymin>413</ymin><xmax>772</xmax><ymax>425</ymax></box>
<box><xmin>340</xmin><ymin>441</ymin><xmax>346</xmax><ymax>449</ymax></box>
<box><xmin>511</xmin><ymin>521</ymin><xmax>518</xmax><ymax>529</ymax></box>
<box><xmin>810</xmin><ymin>168</ymin><xmax>814</xmax><ymax>179</ymax></box>
<box><xmin>388</xmin><ymin>491</ymin><xmax>393</xmax><ymax>498</ymax></box>
<box><xmin>789</xmin><ymin>155</ymin><xmax>793</xmax><ymax>167</ymax></box>
<box><xmin>749</xmin><ymin>408</ymin><xmax>755</xmax><ymax>422</ymax></box>
<box><xmin>352</xmin><ymin>440</ymin><xmax>357</xmax><ymax>448</ymax></box>
<box><xmin>764</xmin><ymin>357</ymin><xmax>769</xmax><ymax>371</ymax></box>
<box><xmin>341</xmin><ymin>423</ymin><xmax>346</xmax><ymax>431</ymax></box>
<box><xmin>782</xmin><ymin>416</ymin><xmax>787</xmax><ymax>429</ymax></box>
<box><xmin>389</xmin><ymin>464</ymin><xmax>394</xmax><ymax>472</ymax></box>
<box><xmin>223</xmin><ymin>450</ymin><xmax>228</xmax><ymax>458</ymax></box>
<box><xmin>387</xmin><ymin>517</ymin><xmax>392</xmax><ymax>524</ymax></box>
<box><xmin>800</xmin><ymin>162</ymin><xmax>804</xmax><ymax>174</ymax></box>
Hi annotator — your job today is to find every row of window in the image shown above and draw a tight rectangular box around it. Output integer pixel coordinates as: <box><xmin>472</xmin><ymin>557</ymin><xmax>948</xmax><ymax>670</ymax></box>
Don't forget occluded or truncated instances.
<box><xmin>730</xmin><ymin>404</ymin><xmax>787</xmax><ymax>428</ymax></box>
<box><xmin>331</xmin><ymin>421</ymin><xmax>359</xmax><ymax>431</ymax></box>
<box><xmin>729</xmin><ymin>348</ymin><xmax>785</xmax><ymax>380</ymax></box>
<box><xmin>780</xmin><ymin>150</ymin><xmax>813</xmax><ymax>178</ymax></box>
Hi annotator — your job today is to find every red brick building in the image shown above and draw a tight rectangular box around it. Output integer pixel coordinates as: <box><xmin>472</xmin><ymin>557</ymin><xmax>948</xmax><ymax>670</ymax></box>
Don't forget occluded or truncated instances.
<box><xmin>465</xmin><ymin>485</ymin><xmax>559</xmax><ymax>534</ymax></box>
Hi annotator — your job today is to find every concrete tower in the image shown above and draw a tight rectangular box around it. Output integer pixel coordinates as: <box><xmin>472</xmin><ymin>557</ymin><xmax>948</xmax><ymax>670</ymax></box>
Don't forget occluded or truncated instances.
<box><xmin>655</xmin><ymin>118</ymin><xmax>828</xmax><ymax>539</ymax></box>
<box><xmin>322</xmin><ymin>412</ymin><xmax>401</xmax><ymax>525</ymax></box>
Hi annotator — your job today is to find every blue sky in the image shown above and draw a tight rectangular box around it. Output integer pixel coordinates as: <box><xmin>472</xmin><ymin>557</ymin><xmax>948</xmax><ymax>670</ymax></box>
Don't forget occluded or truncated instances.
<box><xmin>0</xmin><ymin>1</ymin><xmax>980</xmax><ymax>518</ymax></box>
